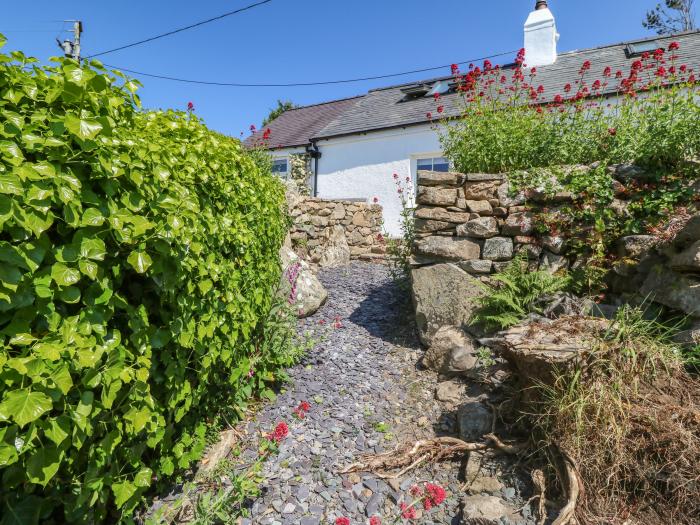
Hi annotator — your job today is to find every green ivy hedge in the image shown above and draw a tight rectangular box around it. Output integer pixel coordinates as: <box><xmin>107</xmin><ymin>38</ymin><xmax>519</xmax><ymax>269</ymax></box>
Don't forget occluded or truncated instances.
<box><xmin>0</xmin><ymin>36</ymin><xmax>287</xmax><ymax>523</ymax></box>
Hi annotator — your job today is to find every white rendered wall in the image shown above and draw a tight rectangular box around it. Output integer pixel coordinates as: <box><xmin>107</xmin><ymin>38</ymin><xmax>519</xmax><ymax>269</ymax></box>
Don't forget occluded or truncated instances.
<box><xmin>315</xmin><ymin>125</ymin><xmax>443</xmax><ymax>237</ymax></box>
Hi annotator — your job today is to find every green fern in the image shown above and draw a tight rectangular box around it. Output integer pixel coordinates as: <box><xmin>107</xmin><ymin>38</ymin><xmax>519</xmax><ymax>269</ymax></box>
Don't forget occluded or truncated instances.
<box><xmin>471</xmin><ymin>254</ymin><xmax>569</xmax><ymax>331</ymax></box>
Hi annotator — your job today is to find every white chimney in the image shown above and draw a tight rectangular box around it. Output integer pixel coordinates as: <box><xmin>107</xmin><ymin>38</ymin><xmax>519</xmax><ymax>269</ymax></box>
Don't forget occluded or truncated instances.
<box><xmin>524</xmin><ymin>0</ymin><xmax>559</xmax><ymax>67</ymax></box>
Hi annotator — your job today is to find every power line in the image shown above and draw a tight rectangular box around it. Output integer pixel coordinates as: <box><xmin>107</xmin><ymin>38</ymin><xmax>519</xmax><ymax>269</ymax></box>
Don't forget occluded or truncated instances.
<box><xmin>102</xmin><ymin>50</ymin><xmax>518</xmax><ymax>88</ymax></box>
<box><xmin>86</xmin><ymin>0</ymin><xmax>273</xmax><ymax>59</ymax></box>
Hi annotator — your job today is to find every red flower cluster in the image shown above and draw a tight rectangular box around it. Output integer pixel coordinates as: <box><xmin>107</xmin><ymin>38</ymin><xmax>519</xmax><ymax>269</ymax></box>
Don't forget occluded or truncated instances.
<box><xmin>369</xmin><ymin>517</ymin><xmax>381</xmax><ymax>525</ymax></box>
<box><xmin>335</xmin><ymin>518</ymin><xmax>350</xmax><ymax>525</ymax></box>
<box><xmin>333</xmin><ymin>315</ymin><xmax>343</xmax><ymax>329</ymax></box>
<box><xmin>293</xmin><ymin>401</ymin><xmax>311</xmax><ymax>419</ymax></box>
<box><xmin>423</xmin><ymin>483</ymin><xmax>447</xmax><ymax>510</ymax></box>
<box><xmin>270</xmin><ymin>422</ymin><xmax>288</xmax><ymax>444</ymax></box>
<box><xmin>400</xmin><ymin>502</ymin><xmax>417</xmax><ymax>520</ymax></box>
<box><xmin>187</xmin><ymin>101</ymin><xmax>194</xmax><ymax>112</ymax></box>
<box><xmin>262</xmin><ymin>128</ymin><xmax>272</xmax><ymax>140</ymax></box>
<box><xmin>450</xmin><ymin>63</ymin><xmax>460</xmax><ymax>75</ymax></box>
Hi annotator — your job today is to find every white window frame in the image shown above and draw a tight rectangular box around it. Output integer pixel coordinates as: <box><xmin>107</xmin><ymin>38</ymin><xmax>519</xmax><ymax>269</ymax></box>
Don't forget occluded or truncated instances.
<box><xmin>415</xmin><ymin>155</ymin><xmax>450</xmax><ymax>173</ymax></box>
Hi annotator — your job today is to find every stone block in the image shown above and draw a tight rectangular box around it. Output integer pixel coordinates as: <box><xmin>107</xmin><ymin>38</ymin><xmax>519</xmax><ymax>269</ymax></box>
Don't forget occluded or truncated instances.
<box><xmin>493</xmin><ymin>206</ymin><xmax>508</xmax><ymax>217</ymax></box>
<box><xmin>463</xmin><ymin>181</ymin><xmax>500</xmax><ymax>200</ymax></box>
<box><xmin>670</xmin><ymin>240</ymin><xmax>700</xmax><ymax>273</ymax></box>
<box><xmin>352</xmin><ymin>210</ymin><xmax>371</xmax><ymax>227</ymax></box>
<box><xmin>482</xmin><ymin>237</ymin><xmax>514</xmax><ymax>261</ymax></box>
<box><xmin>330</xmin><ymin>203</ymin><xmax>346</xmax><ymax>220</ymax></box>
<box><xmin>456</xmin><ymin>217</ymin><xmax>499</xmax><ymax>239</ymax></box>
<box><xmin>411</xmin><ymin>263</ymin><xmax>484</xmax><ymax>345</ymax></box>
<box><xmin>616</xmin><ymin>235</ymin><xmax>656</xmax><ymax>258</ymax></box>
<box><xmin>423</xmin><ymin>326</ymin><xmax>479</xmax><ymax>376</ymax></box>
<box><xmin>415</xmin><ymin>236</ymin><xmax>481</xmax><ymax>261</ymax></box>
<box><xmin>501</xmin><ymin>212</ymin><xmax>534</xmax><ymax>236</ymax></box>
<box><xmin>542</xmin><ymin>235</ymin><xmax>566</xmax><ymax>255</ymax></box>
<box><xmin>415</xmin><ymin>206</ymin><xmax>472</xmax><ymax>224</ymax></box>
<box><xmin>417</xmin><ymin>170</ymin><xmax>465</xmax><ymax>187</ymax></box>
<box><xmin>415</xmin><ymin>219</ymin><xmax>453</xmax><ymax>233</ymax></box>
<box><xmin>458</xmin><ymin>259</ymin><xmax>493</xmax><ymax>275</ymax></box>
<box><xmin>497</xmin><ymin>182</ymin><xmax>526</xmax><ymax>207</ymax></box>
<box><xmin>465</xmin><ymin>173</ymin><xmax>506</xmax><ymax>182</ymax></box>
<box><xmin>457</xmin><ymin>401</ymin><xmax>492</xmax><ymax>442</ymax></box>
<box><xmin>539</xmin><ymin>251</ymin><xmax>569</xmax><ymax>273</ymax></box>
<box><xmin>465</xmin><ymin>200</ymin><xmax>493</xmax><ymax>215</ymax></box>
<box><xmin>417</xmin><ymin>186</ymin><xmax>458</xmax><ymax>206</ymax></box>
<box><xmin>641</xmin><ymin>266</ymin><xmax>700</xmax><ymax>317</ymax></box>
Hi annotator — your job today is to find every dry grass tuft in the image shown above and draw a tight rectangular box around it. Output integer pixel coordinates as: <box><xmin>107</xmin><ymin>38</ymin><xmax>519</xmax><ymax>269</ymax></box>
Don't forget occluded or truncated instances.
<box><xmin>532</xmin><ymin>306</ymin><xmax>700</xmax><ymax>524</ymax></box>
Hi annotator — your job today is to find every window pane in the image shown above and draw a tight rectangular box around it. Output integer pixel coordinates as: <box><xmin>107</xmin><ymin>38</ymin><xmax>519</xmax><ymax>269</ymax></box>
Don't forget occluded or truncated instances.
<box><xmin>271</xmin><ymin>159</ymin><xmax>287</xmax><ymax>174</ymax></box>
<box><xmin>433</xmin><ymin>160</ymin><xmax>449</xmax><ymax>172</ymax></box>
<box><xmin>417</xmin><ymin>159</ymin><xmax>433</xmax><ymax>170</ymax></box>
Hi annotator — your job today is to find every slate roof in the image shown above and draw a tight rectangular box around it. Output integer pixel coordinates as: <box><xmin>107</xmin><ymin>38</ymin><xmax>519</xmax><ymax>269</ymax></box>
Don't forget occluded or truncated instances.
<box><xmin>244</xmin><ymin>96</ymin><xmax>363</xmax><ymax>150</ymax></box>
<box><xmin>250</xmin><ymin>30</ymin><xmax>700</xmax><ymax>148</ymax></box>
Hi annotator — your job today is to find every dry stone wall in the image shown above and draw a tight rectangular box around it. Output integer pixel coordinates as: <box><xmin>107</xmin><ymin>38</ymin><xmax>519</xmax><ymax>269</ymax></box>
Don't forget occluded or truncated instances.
<box><xmin>411</xmin><ymin>167</ymin><xmax>700</xmax><ymax>345</ymax></box>
<box><xmin>289</xmin><ymin>197</ymin><xmax>385</xmax><ymax>266</ymax></box>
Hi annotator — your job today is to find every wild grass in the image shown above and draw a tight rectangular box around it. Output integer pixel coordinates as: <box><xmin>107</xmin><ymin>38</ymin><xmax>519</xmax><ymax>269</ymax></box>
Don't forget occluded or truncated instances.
<box><xmin>531</xmin><ymin>306</ymin><xmax>700</xmax><ymax>524</ymax></box>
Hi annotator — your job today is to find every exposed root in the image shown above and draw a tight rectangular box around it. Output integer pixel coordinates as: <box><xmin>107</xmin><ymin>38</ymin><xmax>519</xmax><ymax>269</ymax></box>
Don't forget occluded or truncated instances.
<box><xmin>340</xmin><ymin>434</ymin><xmax>525</xmax><ymax>479</ymax></box>
<box><xmin>532</xmin><ymin>469</ymin><xmax>548</xmax><ymax>525</ymax></box>
<box><xmin>552</xmin><ymin>450</ymin><xmax>582</xmax><ymax>525</ymax></box>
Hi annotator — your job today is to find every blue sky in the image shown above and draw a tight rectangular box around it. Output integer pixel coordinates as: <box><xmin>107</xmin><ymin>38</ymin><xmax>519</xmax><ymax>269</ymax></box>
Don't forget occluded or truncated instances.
<box><xmin>1</xmin><ymin>0</ymin><xmax>696</xmax><ymax>138</ymax></box>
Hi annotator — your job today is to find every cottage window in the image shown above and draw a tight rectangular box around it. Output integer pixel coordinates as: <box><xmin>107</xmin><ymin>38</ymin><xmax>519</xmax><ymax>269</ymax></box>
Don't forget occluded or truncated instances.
<box><xmin>417</xmin><ymin>157</ymin><xmax>450</xmax><ymax>172</ymax></box>
<box><xmin>271</xmin><ymin>159</ymin><xmax>288</xmax><ymax>177</ymax></box>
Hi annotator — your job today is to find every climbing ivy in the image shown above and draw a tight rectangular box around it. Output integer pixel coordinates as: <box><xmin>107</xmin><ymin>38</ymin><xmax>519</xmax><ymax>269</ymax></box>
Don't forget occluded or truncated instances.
<box><xmin>0</xmin><ymin>35</ymin><xmax>288</xmax><ymax>523</ymax></box>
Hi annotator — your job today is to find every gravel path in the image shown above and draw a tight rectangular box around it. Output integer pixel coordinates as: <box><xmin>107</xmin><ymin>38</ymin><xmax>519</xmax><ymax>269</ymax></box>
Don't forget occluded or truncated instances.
<box><xmin>240</xmin><ymin>262</ymin><xmax>537</xmax><ymax>525</ymax></box>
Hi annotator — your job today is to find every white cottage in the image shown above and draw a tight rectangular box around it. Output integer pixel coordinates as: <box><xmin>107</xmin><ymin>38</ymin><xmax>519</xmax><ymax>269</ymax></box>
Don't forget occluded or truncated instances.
<box><xmin>246</xmin><ymin>1</ymin><xmax>700</xmax><ymax>236</ymax></box>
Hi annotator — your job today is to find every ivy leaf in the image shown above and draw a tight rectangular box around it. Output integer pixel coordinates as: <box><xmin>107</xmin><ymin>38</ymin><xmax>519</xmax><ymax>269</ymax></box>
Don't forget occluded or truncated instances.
<box><xmin>64</xmin><ymin>114</ymin><xmax>103</xmax><ymax>141</ymax></box>
<box><xmin>127</xmin><ymin>250</ymin><xmax>152</xmax><ymax>274</ymax></box>
<box><xmin>134</xmin><ymin>467</ymin><xmax>152</xmax><ymax>488</ymax></box>
<box><xmin>79</xmin><ymin>238</ymin><xmax>106</xmax><ymax>261</ymax></box>
<box><xmin>26</xmin><ymin>446</ymin><xmax>62</xmax><ymax>486</ymax></box>
<box><xmin>79</xmin><ymin>259</ymin><xmax>98</xmax><ymax>280</ymax></box>
<box><xmin>0</xmin><ymin>389</ymin><xmax>53</xmax><ymax>428</ymax></box>
<box><xmin>0</xmin><ymin>173</ymin><xmax>22</xmax><ymax>195</ymax></box>
<box><xmin>0</xmin><ymin>141</ymin><xmax>24</xmax><ymax>166</ymax></box>
<box><xmin>112</xmin><ymin>480</ymin><xmax>137</xmax><ymax>508</ymax></box>
<box><xmin>81</xmin><ymin>208</ymin><xmax>105</xmax><ymax>226</ymax></box>
<box><xmin>51</xmin><ymin>263</ymin><xmax>80</xmax><ymax>286</ymax></box>
<box><xmin>58</xmin><ymin>286</ymin><xmax>81</xmax><ymax>304</ymax></box>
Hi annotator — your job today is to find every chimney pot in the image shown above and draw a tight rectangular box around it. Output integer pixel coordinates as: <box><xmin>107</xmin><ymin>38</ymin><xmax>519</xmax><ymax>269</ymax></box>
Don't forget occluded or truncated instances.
<box><xmin>535</xmin><ymin>0</ymin><xmax>548</xmax><ymax>9</ymax></box>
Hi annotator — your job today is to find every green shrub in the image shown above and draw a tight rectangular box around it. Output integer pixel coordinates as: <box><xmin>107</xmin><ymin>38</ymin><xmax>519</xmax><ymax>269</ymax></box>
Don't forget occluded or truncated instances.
<box><xmin>471</xmin><ymin>255</ymin><xmax>569</xmax><ymax>331</ymax></box>
<box><xmin>0</xmin><ymin>37</ymin><xmax>288</xmax><ymax>523</ymax></box>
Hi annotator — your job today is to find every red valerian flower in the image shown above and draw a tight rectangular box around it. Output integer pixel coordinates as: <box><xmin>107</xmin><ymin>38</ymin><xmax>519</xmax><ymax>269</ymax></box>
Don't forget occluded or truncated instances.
<box><xmin>580</xmin><ymin>60</ymin><xmax>591</xmax><ymax>73</ymax></box>
<box><xmin>373</xmin><ymin>197</ymin><xmax>379</xmax><ymax>203</ymax></box>
<box><xmin>689</xmin><ymin>73</ymin><xmax>697</xmax><ymax>83</ymax></box>
<box><xmin>654</xmin><ymin>47</ymin><xmax>665</xmax><ymax>60</ymax></box>
<box><xmin>483</xmin><ymin>59</ymin><xmax>492</xmax><ymax>70</ymax></box>
<box><xmin>369</xmin><ymin>517</ymin><xmax>381</xmax><ymax>525</ymax></box>
<box><xmin>537</xmin><ymin>84</ymin><xmax>545</xmax><ymax>94</ymax></box>
<box><xmin>271</xmin><ymin>422</ymin><xmax>288</xmax><ymax>443</ymax></box>
<box><xmin>680</xmin><ymin>64</ymin><xmax>688</xmax><ymax>73</ymax></box>
<box><xmin>409</xmin><ymin>485</ymin><xmax>423</xmax><ymax>497</ymax></box>
<box><xmin>250</xmin><ymin>124</ymin><xmax>257</xmax><ymax>132</ymax></box>
<box><xmin>632</xmin><ymin>60</ymin><xmax>643</xmax><ymax>71</ymax></box>
<box><xmin>554</xmin><ymin>94</ymin><xmax>564</xmax><ymax>104</ymax></box>
<box><xmin>564</xmin><ymin>83</ymin><xmax>572</xmax><ymax>93</ymax></box>
<box><xmin>335</xmin><ymin>518</ymin><xmax>350</xmax><ymax>525</ymax></box>
<box><xmin>393</xmin><ymin>173</ymin><xmax>399</xmax><ymax>180</ymax></box>
<box><xmin>608</xmin><ymin>127</ymin><xmax>617</xmax><ymax>136</ymax></box>
<box><xmin>450</xmin><ymin>63</ymin><xmax>460</xmax><ymax>75</ymax></box>
<box><xmin>400</xmin><ymin>502</ymin><xmax>417</xmax><ymax>520</ymax></box>
<box><xmin>262</xmin><ymin>128</ymin><xmax>272</xmax><ymax>140</ymax></box>
<box><xmin>616</xmin><ymin>70</ymin><xmax>623</xmax><ymax>78</ymax></box>
<box><xmin>669</xmin><ymin>41</ymin><xmax>680</xmax><ymax>51</ymax></box>
<box><xmin>187</xmin><ymin>101</ymin><xmax>194</xmax><ymax>111</ymax></box>
<box><xmin>426</xmin><ymin>112</ymin><xmax>432</xmax><ymax>119</ymax></box>
<box><xmin>299</xmin><ymin>401</ymin><xmax>311</xmax><ymax>411</ymax></box>
<box><xmin>424</xmin><ymin>483</ymin><xmax>447</xmax><ymax>507</ymax></box>
<box><xmin>433</xmin><ymin>92</ymin><xmax>441</xmax><ymax>101</ymax></box>
<box><xmin>656</xmin><ymin>66</ymin><xmax>667</xmax><ymax>77</ymax></box>
<box><xmin>603</xmin><ymin>66</ymin><xmax>612</xmax><ymax>77</ymax></box>
<box><xmin>592</xmin><ymin>79</ymin><xmax>602</xmax><ymax>90</ymax></box>
<box><xmin>515</xmin><ymin>48</ymin><xmax>526</xmax><ymax>65</ymax></box>
<box><xmin>437</xmin><ymin>105</ymin><xmax>444</xmax><ymax>114</ymax></box>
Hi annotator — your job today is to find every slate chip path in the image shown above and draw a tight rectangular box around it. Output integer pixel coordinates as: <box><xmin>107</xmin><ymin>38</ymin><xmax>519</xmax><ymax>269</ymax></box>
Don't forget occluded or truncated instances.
<box><xmin>239</xmin><ymin>262</ymin><xmax>537</xmax><ymax>525</ymax></box>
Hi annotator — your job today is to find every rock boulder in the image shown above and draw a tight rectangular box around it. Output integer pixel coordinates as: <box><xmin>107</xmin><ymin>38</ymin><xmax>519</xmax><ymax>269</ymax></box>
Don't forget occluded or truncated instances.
<box><xmin>422</xmin><ymin>326</ymin><xmax>479</xmax><ymax>375</ymax></box>
<box><xmin>280</xmin><ymin>238</ymin><xmax>328</xmax><ymax>318</ymax></box>
<box><xmin>411</xmin><ymin>264</ymin><xmax>484</xmax><ymax>346</ymax></box>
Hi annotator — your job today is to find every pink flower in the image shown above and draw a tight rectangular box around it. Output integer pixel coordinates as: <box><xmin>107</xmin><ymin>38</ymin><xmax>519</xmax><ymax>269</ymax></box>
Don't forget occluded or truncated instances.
<box><xmin>336</xmin><ymin>518</ymin><xmax>350</xmax><ymax>525</ymax></box>
<box><xmin>262</xmin><ymin>128</ymin><xmax>272</xmax><ymax>140</ymax></box>
<box><xmin>564</xmin><ymin>83</ymin><xmax>572</xmax><ymax>93</ymax></box>
<box><xmin>250</xmin><ymin>124</ymin><xmax>257</xmax><ymax>132</ymax></box>
<box><xmin>373</xmin><ymin>197</ymin><xmax>379</xmax><ymax>203</ymax></box>
<box><xmin>426</xmin><ymin>112</ymin><xmax>433</xmax><ymax>119</ymax></box>
<box><xmin>369</xmin><ymin>517</ymin><xmax>381</xmax><ymax>525</ymax></box>
<box><xmin>450</xmin><ymin>63</ymin><xmax>460</xmax><ymax>75</ymax></box>
<box><xmin>437</xmin><ymin>105</ymin><xmax>444</xmax><ymax>114</ymax></box>
<box><xmin>248</xmin><ymin>368</ymin><xmax>255</xmax><ymax>378</ymax></box>
<box><xmin>433</xmin><ymin>92</ymin><xmax>441</xmax><ymax>101</ymax></box>
<box><xmin>187</xmin><ymin>101</ymin><xmax>194</xmax><ymax>111</ymax></box>
<box><xmin>393</xmin><ymin>173</ymin><xmax>399</xmax><ymax>180</ymax></box>
<box><xmin>669</xmin><ymin>41</ymin><xmax>680</xmax><ymax>51</ymax></box>
<box><xmin>299</xmin><ymin>401</ymin><xmax>311</xmax><ymax>411</ymax></box>
<box><xmin>603</xmin><ymin>66</ymin><xmax>612</xmax><ymax>77</ymax></box>
<box><xmin>580</xmin><ymin>60</ymin><xmax>591</xmax><ymax>73</ymax></box>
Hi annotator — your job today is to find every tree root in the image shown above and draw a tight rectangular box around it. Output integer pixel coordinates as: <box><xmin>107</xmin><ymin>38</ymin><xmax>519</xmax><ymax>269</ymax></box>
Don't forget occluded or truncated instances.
<box><xmin>552</xmin><ymin>449</ymin><xmax>583</xmax><ymax>525</ymax></box>
<box><xmin>339</xmin><ymin>434</ymin><xmax>525</xmax><ymax>479</ymax></box>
